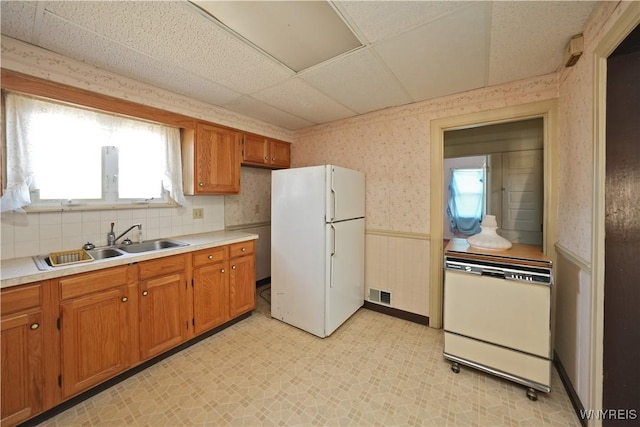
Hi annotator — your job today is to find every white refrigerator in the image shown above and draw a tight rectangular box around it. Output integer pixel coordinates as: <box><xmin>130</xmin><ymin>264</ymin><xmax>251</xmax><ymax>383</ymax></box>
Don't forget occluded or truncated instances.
<box><xmin>271</xmin><ymin>165</ymin><xmax>365</xmax><ymax>338</ymax></box>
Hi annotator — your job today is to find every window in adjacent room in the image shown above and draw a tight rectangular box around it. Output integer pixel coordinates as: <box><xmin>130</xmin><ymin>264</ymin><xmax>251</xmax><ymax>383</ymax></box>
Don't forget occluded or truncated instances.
<box><xmin>1</xmin><ymin>92</ymin><xmax>185</xmax><ymax>211</ymax></box>
<box><xmin>447</xmin><ymin>168</ymin><xmax>485</xmax><ymax>236</ymax></box>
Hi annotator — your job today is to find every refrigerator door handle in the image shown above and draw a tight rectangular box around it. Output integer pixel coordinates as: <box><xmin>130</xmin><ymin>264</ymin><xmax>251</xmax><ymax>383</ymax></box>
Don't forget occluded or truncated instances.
<box><xmin>330</xmin><ymin>224</ymin><xmax>336</xmax><ymax>288</ymax></box>
<box><xmin>330</xmin><ymin>167</ymin><xmax>336</xmax><ymax>222</ymax></box>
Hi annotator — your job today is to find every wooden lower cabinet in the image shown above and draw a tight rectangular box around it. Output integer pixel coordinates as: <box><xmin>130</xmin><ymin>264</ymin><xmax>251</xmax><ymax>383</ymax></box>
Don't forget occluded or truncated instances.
<box><xmin>1</xmin><ymin>284</ymin><xmax>45</xmax><ymax>427</ymax></box>
<box><xmin>138</xmin><ymin>255</ymin><xmax>188</xmax><ymax>360</ymax></box>
<box><xmin>58</xmin><ymin>267</ymin><xmax>137</xmax><ymax>399</ymax></box>
<box><xmin>229</xmin><ymin>254</ymin><xmax>256</xmax><ymax>318</ymax></box>
<box><xmin>193</xmin><ymin>262</ymin><xmax>228</xmax><ymax>334</ymax></box>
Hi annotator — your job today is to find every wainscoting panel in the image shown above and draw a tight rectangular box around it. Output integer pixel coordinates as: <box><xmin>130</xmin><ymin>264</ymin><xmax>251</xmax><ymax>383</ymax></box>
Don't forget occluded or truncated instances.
<box><xmin>365</xmin><ymin>231</ymin><xmax>430</xmax><ymax>317</ymax></box>
<box><xmin>554</xmin><ymin>243</ymin><xmax>592</xmax><ymax>415</ymax></box>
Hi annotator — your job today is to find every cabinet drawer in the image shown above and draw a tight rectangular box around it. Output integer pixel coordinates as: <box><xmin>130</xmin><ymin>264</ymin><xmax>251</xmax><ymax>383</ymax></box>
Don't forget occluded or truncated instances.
<box><xmin>59</xmin><ymin>266</ymin><xmax>129</xmax><ymax>300</ymax></box>
<box><xmin>229</xmin><ymin>241</ymin><xmax>254</xmax><ymax>259</ymax></box>
<box><xmin>138</xmin><ymin>255</ymin><xmax>186</xmax><ymax>281</ymax></box>
<box><xmin>1</xmin><ymin>283</ymin><xmax>42</xmax><ymax>315</ymax></box>
<box><xmin>193</xmin><ymin>246</ymin><xmax>228</xmax><ymax>267</ymax></box>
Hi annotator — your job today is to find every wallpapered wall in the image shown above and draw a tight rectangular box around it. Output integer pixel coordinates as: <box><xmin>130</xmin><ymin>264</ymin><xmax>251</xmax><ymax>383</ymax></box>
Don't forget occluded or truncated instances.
<box><xmin>293</xmin><ymin>73</ymin><xmax>559</xmax><ymax>317</ymax></box>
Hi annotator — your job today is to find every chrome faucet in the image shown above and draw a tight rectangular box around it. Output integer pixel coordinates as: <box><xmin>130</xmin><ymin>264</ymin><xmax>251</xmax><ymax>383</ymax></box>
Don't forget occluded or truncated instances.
<box><xmin>108</xmin><ymin>222</ymin><xmax>142</xmax><ymax>246</ymax></box>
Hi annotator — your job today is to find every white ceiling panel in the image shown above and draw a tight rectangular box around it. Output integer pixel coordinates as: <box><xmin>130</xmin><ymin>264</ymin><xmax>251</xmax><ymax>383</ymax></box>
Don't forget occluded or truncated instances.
<box><xmin>335</xmin><ymin>1</ymin><xmax>473</xmax><ymax>44</ymax></box>
<box><xmin>252</xmin><ymin>78</ymin><xmax>356</xmax><ymax>124</ymax></box>
<box><xmin>0</xmin><ymin>1</ymin><xmax>38</xmax><ymax>42</ymax></box>
<box><xmin>488</xmin><ymin>1</ymin><xmax>598</xmax><ymax>85</ymax></box>
<box><xmin>223</xmin><ymin>96</ymin><xmax>315</xmax><ymax>130</ymax></box>
<box><xmin>301</xmin><ymin>48</ymin><xmax>412</xmax><ymax>115</ymax></box>
<box><xmin>0</xmin><ymin>1</ymin><xmax>600</xmax><ymax>130</ymax></box>
<box><xmin>374</xmin><ymin>2</ymin><xmax>490</xmax><ymax>102</ymax></box>
<box><xmin>36</xmin><ymin>11</ymin><xmax>242</xmax><ymax>107</ymax></box>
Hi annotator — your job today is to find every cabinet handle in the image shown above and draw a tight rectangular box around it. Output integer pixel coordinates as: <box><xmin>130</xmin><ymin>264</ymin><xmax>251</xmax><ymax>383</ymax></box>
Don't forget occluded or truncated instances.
<box><xmin>272</xmin><ymin>158</ymin><xmax>276</xmax><ymax>161</ymax></box>
<box><xmin>241</xmin><ymin>247</ymin><xmax>246</xmax><ymax>252</ymax></box>
<box><xmin>232</xmin><ymin>265</ymin><xmax>237</xmax><ymax>270</ymax></box>
<box><xmin>220</xmin><ymin>269</ymin><xmax>225</xmax><ymax>273</ymax></box>
<box><xmin>30</xmin><ymin>323</ymin><xmax>40</xmax><ymax>330</ymax></box>
<box><xmin>264</xmin><ymin>156</ymin><xmax>268</xmax><ymax>161</ymax></box>
<box><xmin>198</xmin><ymin>182</ymin><xmax>204</xmax><ymax>187</ymax></box>
<box><xmin>142</xmin><ymin>290</ymin><xmax>148</xmax><ymax>296</ymax></box>
<box><xmin>121</xmin><ymin>297</ymin><xmax>128</xmax><ymax>302</ymax></box>
<box><xmin>208</xmin><ymin>255</ymin><xmax>213</xmax><ymax>260</ymax></box>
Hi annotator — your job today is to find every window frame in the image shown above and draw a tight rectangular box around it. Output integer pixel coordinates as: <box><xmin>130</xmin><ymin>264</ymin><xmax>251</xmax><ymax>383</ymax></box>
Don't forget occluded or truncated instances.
<box><xmin>1</xmin><ymin>69</ymin><xmax>197</xmax><ymax>212</ymax></box>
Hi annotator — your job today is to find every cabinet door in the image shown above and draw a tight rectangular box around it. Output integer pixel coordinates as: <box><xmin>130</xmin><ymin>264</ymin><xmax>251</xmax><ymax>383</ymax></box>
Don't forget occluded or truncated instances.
<box><xmin>270</xmin><ymin>139</ymin><xmax>291</xmax><ymax>169</ymax></box>
<box><xmin>60</xmin><ymin>287</ymin><xmax>131</xmax><ymax>398</ymax></box>
<box><xmin>1</xmin><ymin>311</ymin><xmax>44</xmax><ymax>427</ymax></box>
<box><xmin>139</xmin><ymin>273</ymin><xmax>187</xmax><ymax>360</ymax></box>
<box><xmin>229</xmin><ymin>255</ymin><xmax>256</xmax><ymax>318</ymax></box>
<box><xmin>195</xmin><ymin>123</ymin><xmax>240</xmax><ymax>194</ymax></box>
<box><xmin>242</xmin><ymin>134</ymin><xmax>269</xmax><ymax>166</ymax></box>
<box><xmin>193</xmin><ymin>263</ymin><xmax>229</xmax><ymax>334</ymax></box>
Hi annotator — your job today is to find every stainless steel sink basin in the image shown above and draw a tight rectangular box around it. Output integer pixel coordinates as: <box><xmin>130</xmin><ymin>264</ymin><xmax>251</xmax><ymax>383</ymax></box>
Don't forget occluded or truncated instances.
<box><xmin>117</xmin><ymin>239</ymin><xmax>188</xmax><ymax>253</ymax></box>
<box><xmin>87</xmin><ymin>248</ymin><xmax>124</xmax><ymax>260</ymax></box>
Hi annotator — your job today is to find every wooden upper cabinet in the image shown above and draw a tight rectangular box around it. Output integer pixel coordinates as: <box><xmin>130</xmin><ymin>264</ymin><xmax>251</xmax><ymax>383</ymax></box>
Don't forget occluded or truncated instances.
<box><xmin>182</xmin><ymin>123</ymin><xmax>241</xmax><ymax>195</ymax></box>
<box><xmin>241</xmin><ymin>134</ymin><xmax>290</xmax><ymax>169</ymax></box>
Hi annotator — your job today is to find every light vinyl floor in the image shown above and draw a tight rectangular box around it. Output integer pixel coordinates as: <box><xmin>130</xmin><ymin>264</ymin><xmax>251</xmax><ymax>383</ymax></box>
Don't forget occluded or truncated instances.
<box><xmin>41</xmin><ymin>286</ymin><xmax>579</xmax><ymax>426</ymax></box>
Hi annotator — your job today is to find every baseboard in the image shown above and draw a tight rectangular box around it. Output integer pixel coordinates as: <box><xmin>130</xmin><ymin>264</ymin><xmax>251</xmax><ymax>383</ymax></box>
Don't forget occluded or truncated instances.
<box><xmin>256</xmin><ymin>277</ymin><xmax>271</xmax><ymax>287</ymax></box>
<box><xmin>363</xmin><ymin>301</ymin><xmax>429</xmax><ymax>326</ymax></box>
<box><xmin>554</xmin><ymin>351</ymin><xmax>587</xmax><ymax>427</ymax></box>
<box><xmin>19</xmin><ymin>312</ymin><xmax>252</xmax><ymax>427</ymax></box>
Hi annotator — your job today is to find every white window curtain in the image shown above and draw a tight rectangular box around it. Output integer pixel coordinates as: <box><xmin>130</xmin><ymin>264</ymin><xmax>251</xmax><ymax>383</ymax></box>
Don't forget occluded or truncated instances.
<box><xmin>447</xmin><ymin>168</ymin><xmax>484</xmax><ymax>236</ymax></box>
<box><xmin>1</xmin><ymin>93</ymin><xmax>186</xmax><ymax>211</ymax></box>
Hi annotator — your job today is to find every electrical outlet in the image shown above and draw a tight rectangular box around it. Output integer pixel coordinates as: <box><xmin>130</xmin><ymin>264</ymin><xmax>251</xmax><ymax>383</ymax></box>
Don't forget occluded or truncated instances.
<box><xmin>193</xmin><ymin>208</ymin><xmax>204</xmax><ymax>219</ymax></box>
<box><xmin>254</xmin><ymin>204</ymin><xmax>260</xmax><ymax>214</ymax></box>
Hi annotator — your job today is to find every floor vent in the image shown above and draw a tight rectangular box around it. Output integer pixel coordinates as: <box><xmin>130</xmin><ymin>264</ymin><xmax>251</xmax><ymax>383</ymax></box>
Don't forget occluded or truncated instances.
<box><xmin>368</xmin><ymin>288</ymin><xmax>391</xmax><ymax>305</ymax></box>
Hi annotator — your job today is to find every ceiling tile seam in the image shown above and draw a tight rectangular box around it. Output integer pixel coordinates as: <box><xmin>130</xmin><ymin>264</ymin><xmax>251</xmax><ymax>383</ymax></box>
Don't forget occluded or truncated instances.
<box><xmin>328</xmin><ymin>1</ymin><xmax>371</xmax><ymax>46</ymax></box>
<box><xmin>31</xmin><ymin>1</ymin><xmax>47</xmax><ymax>45</ymax></box>
<box><xmin>365</xmin><ymin>46</ymin><xmax>416</xmax><ymax>104</ymax></box>
<box><xmin>182</xmin><ymin>1</ymin><xmax>297</xmax><ymax>76</ymax></box>
<box><xmin>223</xmin><ymin>94</ymin><xmax>320</xmax><ymax>127</ymax></box>
<box><xmin>38</xmin><ymin>8</ymin><xmax>247</xmax><ymax>102</ymax></box>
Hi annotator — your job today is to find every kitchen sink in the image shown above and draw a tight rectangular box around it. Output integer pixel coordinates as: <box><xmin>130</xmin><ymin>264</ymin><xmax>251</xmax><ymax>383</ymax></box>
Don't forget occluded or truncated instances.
<box><xmin>117</xmin><ymin>239</ymin><xmax>188</xmax><ymax>253</ymax></box>
<box><xmin>87</xmin><ymin>248</ymin><xmax>124</xmax><ymax>260</ymax></box>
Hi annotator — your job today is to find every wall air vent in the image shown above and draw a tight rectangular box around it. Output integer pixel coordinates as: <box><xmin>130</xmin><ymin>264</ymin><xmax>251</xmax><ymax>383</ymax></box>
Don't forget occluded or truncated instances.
<box><xmin>368</xmin><ymin>288</ymin><xmax>391</xmax><ymax>305</ymax></box>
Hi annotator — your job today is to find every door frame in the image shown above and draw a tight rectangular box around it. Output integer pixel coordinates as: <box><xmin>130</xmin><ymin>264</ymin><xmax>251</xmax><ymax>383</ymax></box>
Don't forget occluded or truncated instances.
<box><xmin>592</xmin><ymin>2</ymin><xmax>640</xmax><ymax>422</ymax></box>
<box><xmin>429</xmin><ymin>99</ymin><xmax>559</xmax><ymax>329</ymax></box>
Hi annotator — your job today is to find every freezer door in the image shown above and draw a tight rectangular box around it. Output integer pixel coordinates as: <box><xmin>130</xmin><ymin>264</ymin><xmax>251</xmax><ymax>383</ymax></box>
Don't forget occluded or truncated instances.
<box><xmin>326</xmin><ymin>165</ymin><xmax>365</xmax><ymax>222</ymax></box>
<box><xmin>325</xmin><ymin>218</ymin><xmax>365</xmax><ymax>336</ymax></box>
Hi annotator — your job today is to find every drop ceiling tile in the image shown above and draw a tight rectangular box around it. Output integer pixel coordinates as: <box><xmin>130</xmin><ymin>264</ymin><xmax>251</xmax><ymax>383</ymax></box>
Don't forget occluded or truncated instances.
<box><xmin>37</xmin><ymin>11</ymin><xmax>242</xmax><ymax>107</ymax></box>
<box><xmin>223</xmin><ymin>96</ymin><xmax>315</xmax><ymax>130</ymax></box>
<box><xmin>41</xmin><ymin>1</ymin><xmax>293</xmax><ymax>94</ymax></box>
<box><xmin>335</xmin><ymin>1</ymin><xmax>473</xmax><ymax>44</ymax></box>
<box><xmin>300</xmin><ymin>48</ymin><xmax>412</xmax><ymax>115</ymax></box>
<box><xmin>0</xmin><ymin>1</ymin><xmax>38</xmax><ymax>43</ymax></box>
<box><xmin>374</xmin><ymin>2</ymin><xmax>490</xmax><ymax>101</ymax></box>
<box><xmin>252</xmin><ymin>78</ymin><xmax>357</xmax><ymax>125</ymax></box>
<box><xmin>488</xmin><ymin>1</ymin><xmax>598</xmax><ymax>85</ymax></box>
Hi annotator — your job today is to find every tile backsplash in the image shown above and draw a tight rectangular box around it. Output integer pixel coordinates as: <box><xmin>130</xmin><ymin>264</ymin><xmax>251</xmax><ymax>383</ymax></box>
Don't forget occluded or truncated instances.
<box><xmin>0</xmin><ymin>195</ymin><xmax>224</xmax><ymax>260</ymax></box>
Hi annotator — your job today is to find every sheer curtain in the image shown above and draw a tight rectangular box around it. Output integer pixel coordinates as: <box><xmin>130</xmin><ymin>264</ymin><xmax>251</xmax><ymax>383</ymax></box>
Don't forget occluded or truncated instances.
<box><xmin>1</xmin><ymin>93</ymin><xmax>185</xmax><ymax>211</ymax></box>
<box><xmin>447</xmin><ymin>168</ymin><xmax>484</xmax><ymax>236</ymax></box>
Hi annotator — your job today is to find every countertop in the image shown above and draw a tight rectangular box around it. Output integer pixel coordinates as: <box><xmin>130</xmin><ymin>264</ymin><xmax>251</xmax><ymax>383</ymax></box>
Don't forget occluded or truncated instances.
<box><xmin>444</xmin><ymin>237</ymin><xmax>551</xmax><ymax>268</ymax></box>
<box><xmin>1</xmin><ymin>230</ymin><xmax>258</xmax><ymax>289</ymax></box>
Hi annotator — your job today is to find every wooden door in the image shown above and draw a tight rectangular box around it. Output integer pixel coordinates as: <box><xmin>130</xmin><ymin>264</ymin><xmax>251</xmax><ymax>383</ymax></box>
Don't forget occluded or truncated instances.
<box><xmin>1</xmin><ymin>311</ymin><xmax>44</xmax><ymax>426</ymax></box>
<box><xmin>60</xmin><ymin>287</ymin><xmax>130</xmax><ymax>398</ymax></box>
<box><xmin>500</xmin><ymin>149</ymin><xmax>543</xmax><ymax>245</ymax></box>
<box><xmin>139</xmin><ymin>273</ymin><xmax>187</xmax><ymax>360</ymax></box>
<box><xmin>228</xmin><ymin>255</ymin><xmax>256</xmax><ymax>318</ymax></box>
<box><xmin>270</xmin><ymin>139</ymin><xmax>291</xmax><ymax>169</ymax></box>
<box><xmin>193</xmin><ymin>263</ymin><xmax>229</xmax><ymax>334</ymax></box>
<box><xmin>603</xmin><ymin>30</ymin><xmax>640</xmax><ymax>425</ymax></box>
<box><xmin>195</xmin><ymin>123</ymin><xmax>240</xmax><ymax>194</ymax></box>
<box><xmin>242</xmin><ymin>134</ymin><xmax>269</xmax><ymax>166</ymax></box>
